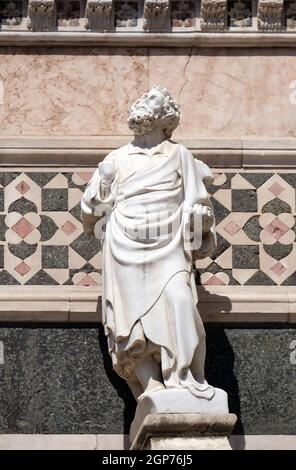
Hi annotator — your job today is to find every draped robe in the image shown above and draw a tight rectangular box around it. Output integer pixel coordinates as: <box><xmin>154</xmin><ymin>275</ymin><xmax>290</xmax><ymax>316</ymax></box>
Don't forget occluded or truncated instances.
<box><xmin>81</xmin><ymin>140</ymin><xmax>216</xmax><ymax>397</ymax></box>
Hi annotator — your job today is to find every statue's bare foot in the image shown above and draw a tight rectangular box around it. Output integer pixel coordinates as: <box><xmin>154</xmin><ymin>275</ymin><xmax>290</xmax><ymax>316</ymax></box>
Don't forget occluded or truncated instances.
<box><xmin>180</xmin><ymin>380</ymin><xmax>215</xmax><ymax>399</ymax></box>
<box><xmin>179</xmin><ymin>370</ymin><xmax>215</xmax><ymax>399</ymax></box>
<box><xmin>164</xmin><ymin>371</ymin><xmax>186</xmax><ymax>390</ymax></box>
<box><xmin>138</xmin><ymin>379</ymin><xmax>165</xmax><ymax>400</ymax></box>
<box><xmin>164</xmin><ymin>382</ymin><xmax>184</xmax><ymax>390</ymax></box>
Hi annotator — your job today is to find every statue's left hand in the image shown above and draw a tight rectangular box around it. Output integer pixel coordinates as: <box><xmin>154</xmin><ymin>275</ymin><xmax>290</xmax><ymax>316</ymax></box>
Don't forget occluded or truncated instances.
<box><xmin>99</xmin><ymin>161</ymin><xmax>117</xmax><ymax>185</ymax></box>
<box><xmin>202</xmin><ymin>207</ymin><xmax>214</xmax><ymax>233</ymax></box>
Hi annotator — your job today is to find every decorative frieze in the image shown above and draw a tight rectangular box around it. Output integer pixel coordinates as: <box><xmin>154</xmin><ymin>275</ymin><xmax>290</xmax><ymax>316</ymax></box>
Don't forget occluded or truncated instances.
<box><xmin>143</xmin><ymin>0</ymin><xmax>169</xmax><ymax>31</ymax></box>
<box><xmin>27</xmin><ymin>0</ymin><xmax>55</xmax><ymax>31</ymax></box>
<box><xmin>0</xmin><ymin>0</ymin><xmax>294</xmax><ymax>36</ymax></box>
<box><xmin>257</xmin><ymin>0</ymin><xmax>284</xmax><ymax>31</ymax></box>
<box><xmin>200</xmin><ymin>0</ymin><xmax>227</xmax><ymax>31</ymax></box>
<box><xmin>85</xmin><ymin>0</ymin><xmax>113</xmax><ymax>30</ymax></box>
<box><xmin>171</xmin><ymin>0</ymin><xmax>196</xmax><ymax>27</ymax></box>
<box><xmin>228</xmin><ymin>0</ymin><xmax>252</xmax><ymax>27</ymax></box>
<box><xmin>114</xmin><ymin>0</ymin><xmax>138</xmax><ymax>27</ymax></box>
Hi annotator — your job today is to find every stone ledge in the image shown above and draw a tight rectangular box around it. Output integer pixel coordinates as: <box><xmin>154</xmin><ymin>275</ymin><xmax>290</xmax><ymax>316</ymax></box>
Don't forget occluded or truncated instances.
<box><xmin>0</xmin><ymin>434</ymin><xmax>126</xmax><ymax>450</ymax></box>
<box><xmin>1</xmin><ymin>136</ymin><xmax>296</xmax><ymax>167</ymax></box>
<box><xmin>197</xmin><ymin>286</ymin><xmax>296</xmax><ymax>323</ymax></box>
<box><xmin>0</xmin><ymin>433</ymin><xmax>295</xmax><ymax>450</ymax></box>
<box><xmin>1</xmin><ymin>32</ymin><xmax>296</xmax><ymax>47</ymax></box>
<box><xmin>0</xmin><ymin>286</ymin><xmax>101</xmax><ymax>322</ymax></box>
<box><xmin>0</xmin><ymin>286</ymin><xmax>295</xmax><ymax>323</ymax></box>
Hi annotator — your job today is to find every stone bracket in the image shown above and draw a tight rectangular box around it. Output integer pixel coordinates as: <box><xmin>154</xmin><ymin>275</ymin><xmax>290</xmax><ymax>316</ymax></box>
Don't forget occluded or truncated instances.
<box><xmin>257</xmin><ymin>0</ymin><xmax>284</xmax><ymax>31</ymax></box>
<box><xmin>85</xmin><ymin>0</ymin><xmax>114</xmax><ymax>31</ymax></box>
<box><xmin>200</xmin><ymin>0</ymin><xmax>227</xmax><ymax>31</ymax></box>
<box><xmin>143</xmin><ymin>0</ymin><xmax>170</xmax><ymax>31</ymax></box>
<box><xmin>27</xmin><ymin>0</ymin><xmax>56</xmax><ymax>32</ymax></box>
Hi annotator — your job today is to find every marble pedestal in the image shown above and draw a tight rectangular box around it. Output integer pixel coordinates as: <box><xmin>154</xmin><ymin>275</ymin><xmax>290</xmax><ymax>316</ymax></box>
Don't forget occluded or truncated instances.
<box><xmin>130</xmin><ymin>388</ymin><xmax>237</xmax><ymax>450</ymax></box>
<box><xmin>130</xmin><ymin>413</ymin><xmax>237</xmax><ymax>450</ymax></box>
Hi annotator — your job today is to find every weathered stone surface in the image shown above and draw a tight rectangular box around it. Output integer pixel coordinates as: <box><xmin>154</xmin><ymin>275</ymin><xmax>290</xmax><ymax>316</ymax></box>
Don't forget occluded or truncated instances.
<box><xmin>205</xmin><ymin>326</ymin><xmax>296</xmax><ymax>434</ymax></box>
<box><xmin>131</xmin><ymin>413</ymin><xmax>237</xmax><ymax>450</ymax></box>
<box><xmin>130</xmin><ymin>387</ymin><xmax>229</xmax><ymax>443</ymax></box>
<box><xmin>232</xmin><ymin>189</ymin><xmax>258</xmax><ymax>212</ymax></box>
<box><xmin>0</xmin><ymin>326</ymin><xmax>295</xmax><ymax>434</ymax></box>
<box><xmin>1</xmin><ymin>48</ymin><xmax>296</xmax><ymax>139</ymax></box>
<box><xmin>0</xmin><ymin>47</ymin><xmax>148</xmax><ymax>137</ymax></box>
<box><xmin>233</xmin><ymin>245</ymin><xmax>260</xmax><ymax>269</ymax></box>
<box><xmin>149</xmin><ymin>435</ymin><xmax>231</xmax><ymax>450</ymax></box>
<box><xmin>42</xmin><ymin>189</ymin><xmax>68</xmax><ymax>212</ymax></box>
<box><xmin>0</xmin><ymin>325</ymin><xmax>136</xmax><ymax>434</ymax></box>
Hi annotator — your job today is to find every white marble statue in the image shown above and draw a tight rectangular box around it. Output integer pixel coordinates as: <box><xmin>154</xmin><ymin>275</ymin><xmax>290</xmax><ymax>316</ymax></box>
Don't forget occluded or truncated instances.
<box><xmin>81</xmin><ymin>86</ymin><xmax>217</xmax><ymax>403</ymax></box>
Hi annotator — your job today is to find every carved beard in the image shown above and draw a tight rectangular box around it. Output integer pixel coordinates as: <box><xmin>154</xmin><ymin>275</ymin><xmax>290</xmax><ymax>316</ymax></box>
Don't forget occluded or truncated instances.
<box><xmin>128</xmin><ymin>105</ymin><xmax>157</xmax><ymax>136</ymax></box>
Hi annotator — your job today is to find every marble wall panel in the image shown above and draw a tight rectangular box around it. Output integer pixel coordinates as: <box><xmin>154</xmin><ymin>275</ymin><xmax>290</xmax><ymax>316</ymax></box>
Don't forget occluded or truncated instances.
<box><xmin>149</xmin><ymin>48</ymin><xmax>296</xmax><ymax>139</ymax></box>
<box><xmin>0</xmin><ymin>325</ymin><xmax>295</xmax><ymax>435</ymax></box>
<box><xmin>1</xmin><ymin>48</ymin><xmax>296</xmax><ymax>139</ymax></box>
<box><xmin>0</xmin><ymin>47</ymin><xmax>148</xmax><ymax>136</ymax></box>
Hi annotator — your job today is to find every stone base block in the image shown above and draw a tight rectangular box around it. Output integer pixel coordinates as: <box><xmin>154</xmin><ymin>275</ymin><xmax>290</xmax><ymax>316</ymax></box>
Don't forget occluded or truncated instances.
<box><xmin>130</xmin><ymin>387</ymin><xmax>229</xmax><ymax>443</ymax></box>
<box><xmin>130</xmin><ymin>413</ymin><xmax>237</xmax><ymax>450</ymax></box>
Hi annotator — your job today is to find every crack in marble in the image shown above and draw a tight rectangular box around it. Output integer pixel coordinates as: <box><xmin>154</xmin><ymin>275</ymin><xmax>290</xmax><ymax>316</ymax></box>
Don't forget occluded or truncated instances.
<box><xmin>179</xmin><ymin>47</ymin><xmax>193</xmax><ymax>105</ymax></box>
<box><xmin>94</xmin><ymin>434</ymin><xmax>99</xmax><ymax>450</ymax></box>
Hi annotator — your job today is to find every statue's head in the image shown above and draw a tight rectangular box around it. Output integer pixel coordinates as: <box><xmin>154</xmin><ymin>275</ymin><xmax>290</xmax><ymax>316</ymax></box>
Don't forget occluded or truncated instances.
<box><xmin>128</xmin><ymin>86</ymin><xmax>180</xmax><ymax>138</ymax></box>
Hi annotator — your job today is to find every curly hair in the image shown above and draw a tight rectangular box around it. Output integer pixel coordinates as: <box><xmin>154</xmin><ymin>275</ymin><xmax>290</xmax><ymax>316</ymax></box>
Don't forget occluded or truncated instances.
<box><xmin>128</xmin><ymin>86</ymin><xmax>180</xmax><ymax>138</ymax></box>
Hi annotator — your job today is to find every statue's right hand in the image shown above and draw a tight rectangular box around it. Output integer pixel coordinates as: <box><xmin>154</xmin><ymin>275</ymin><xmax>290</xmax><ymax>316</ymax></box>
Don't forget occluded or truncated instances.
<box><xmin>99</xmin><ymin>161</ymin><xmax>117</xmax><ymax>185</ymax></box>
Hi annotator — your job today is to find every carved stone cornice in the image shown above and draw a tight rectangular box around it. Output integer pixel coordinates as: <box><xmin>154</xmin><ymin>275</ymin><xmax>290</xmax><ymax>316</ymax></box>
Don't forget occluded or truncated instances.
<box><xmin>3</xmin><ymin>31</ymin><xmax>296</xmax><ymax>47</ymax></box>
<box><xmin>257</xmin><ymin>0</ymin><xmax>284</xmax><ymax>31</ymax></box>
<box><xmin>85</xmin><ymin>0</ymin><xmax>114</xmax><ymax>31</ymax></box>
<box><xmin>1</xmin><ymin>136</ymin><xmax>296</xmax><ymax>167</ymax></box>
<box><xmin>27</xmin><ymin>0</ymin><xmax>55</xmax><ymax>32</ymax></box>
<box><xmin>143</xmin><ymin>0</ymin><xmax>170</xmax><ymax>31</ymax></box>
<box><xmin>200</xmin><ymin>0</ymin><xmax>227</xmax><ymax>31</ymax></box>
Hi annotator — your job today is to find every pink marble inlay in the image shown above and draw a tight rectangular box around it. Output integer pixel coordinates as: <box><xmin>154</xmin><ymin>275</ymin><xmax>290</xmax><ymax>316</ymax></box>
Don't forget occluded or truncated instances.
<box><xmin>77</xmin><ymin>275</ymin><xmax>98</xmax><ymax>286</ymax></box>
<box><xmin>14</xmin><ymin>261</ymin><xmax>31</xmax><ymax>276</ymax></box>
<box><xmin>76</xmin><ymin>172</ymin><xmax>94</xmax><ymax>183</ymax></box>
<box><xmin>268</xmin><ymin>182</ymin><xmax>284</xmax><ymax>197</ymax></box>
<box><xmin>271</xmin><ymin>262</ymin><xmax>287</xmax><ymax>276</ymax></box>
<box><xmin>61</xmin><ymin>220</ymin><xmax>77</xmax><ymax>236</ymax></box>
<box><xmin>204</xmin><ymin>276</ymin><xmax>226</xmax><ymax>286</ymax></box>
<box><xmin>223</xmin><ymin>221</ymin><xmax>241</xmax><ymax>236</ymax></box>
<box><xmin>15</xmin><ymin>180</ymin><xmax>31</xmax><ymax>195</ymax></box>
<box><xmin>265</xmin><ymin>218</ymin><xmax>290</xmax><ymax>240</ymax></box>
<box><xmin>11</xmin><ymin>217</ymin><xmax>35</xmax><ymax>239</ymax></box>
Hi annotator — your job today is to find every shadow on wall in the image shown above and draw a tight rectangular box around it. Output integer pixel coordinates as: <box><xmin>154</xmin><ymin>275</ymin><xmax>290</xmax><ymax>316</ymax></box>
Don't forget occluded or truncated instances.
<box><xmin>98</xmin><ymin>323</ymin><xmax>136</xmax><ymax>441</ymax></box>
<box><xmin>97</xmin><ymin>285</ymin><xmax>246</xmax><ymax>449</ymax></box>
<box><xmin>196</xmin><ymin>285</ymin><xmax>245</xmax><ymax>444</ymax></box>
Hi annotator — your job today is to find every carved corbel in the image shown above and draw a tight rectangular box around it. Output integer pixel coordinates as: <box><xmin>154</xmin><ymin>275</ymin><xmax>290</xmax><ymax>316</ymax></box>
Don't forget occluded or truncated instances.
<box><xmin>143</xmin><ymin>0</ymin><xmax>170</xmax><ymax>31</ymax></box>
<box><xmin>27</xmin><ymin>0</ymin><xmax>55</xmax><ymax>31</ymax></box>
<box><xmin>85</xmin><ymin>0</ymin><xmax>114</xmax><ymax>30</ymax></box>
<box><xmin>200</xmin><ymin>0</ymin><xmax>227</xmax><ymax>31</ymax></box>
<box><xmin>257</xmin><ymin>0</ymin><xmax>284</xmax><ymax>31</ymax></box>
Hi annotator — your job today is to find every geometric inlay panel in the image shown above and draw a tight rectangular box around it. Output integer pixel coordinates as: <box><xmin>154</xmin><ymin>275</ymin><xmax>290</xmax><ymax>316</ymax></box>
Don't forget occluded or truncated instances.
<box><xmin>196</xmin><ymin>171</ymin><xmax>296</xmax><ymax>286</ymax></box>
<box><xmin>0</xmin><ymin>169</ymin><xmax>295</xmax><ymax>286</ymax></box>
<box><xmin>0</xmin><ymin>169</ymin><xmax>100</xmax><ymax>286</ymax></box>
